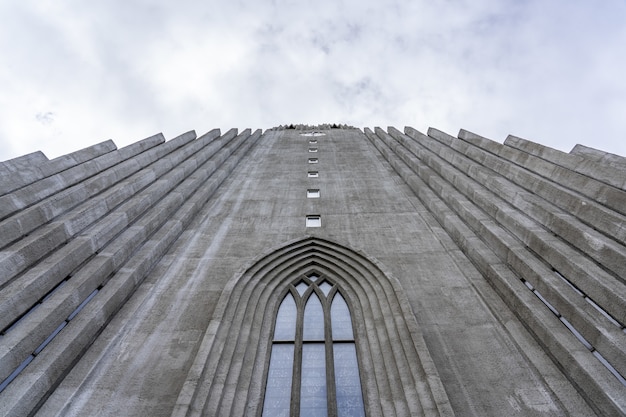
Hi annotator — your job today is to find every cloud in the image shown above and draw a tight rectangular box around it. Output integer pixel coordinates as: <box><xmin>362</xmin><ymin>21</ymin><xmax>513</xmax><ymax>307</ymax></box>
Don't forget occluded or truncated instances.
<box><xmin>1</xmin><ymin>0</ymin><xmax>626</xmax><ymax>161</ymax></box>
<box><xmin>35</xmin><ymin>112</ymin><xmax>55</xmax><ymax>126</ymax></box>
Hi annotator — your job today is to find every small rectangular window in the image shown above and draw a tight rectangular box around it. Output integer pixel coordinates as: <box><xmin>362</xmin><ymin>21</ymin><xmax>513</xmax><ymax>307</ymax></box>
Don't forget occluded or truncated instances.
<box><xmin>308</xmin><ymin>148</ymin><xmax>318</xmax><ymax>153</ymax></box>
<box><xmin>308</xmin><ymin>158</ymin><xmax>318</xmax><ymax>164</ymax></box>
<box><xmin>306</xmin><ymin>215</ymin><xmax>321</xmax><ymax>227</ymax></box>
<box><xmin>307</xmin><ymin>189</ymin><xmax>320</xmax><ymax>198</ymax></box>
<box><xmin>309</xmin><ymin>139</ymin><xmax>318</xmax><ymax>144</ymax></box>
<box><xmin>308</xmin><ymin>171</ymin><xmax>319</xmax><ymax>178</ymax></box>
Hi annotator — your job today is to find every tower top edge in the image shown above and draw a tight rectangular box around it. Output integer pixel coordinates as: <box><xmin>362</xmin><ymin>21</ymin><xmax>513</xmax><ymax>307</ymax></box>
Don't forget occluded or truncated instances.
<box><xmin>270</xmin><ymin>123</ymin><xmax>357</xmax><ymax>130</ymax></box>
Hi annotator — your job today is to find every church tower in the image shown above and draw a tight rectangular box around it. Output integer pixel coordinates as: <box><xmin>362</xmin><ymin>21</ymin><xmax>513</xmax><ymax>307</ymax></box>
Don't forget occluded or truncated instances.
<box><xmin>1</xmin><ymin>125</ymin><xmax>625</xmax><ymax>416</ymax></box>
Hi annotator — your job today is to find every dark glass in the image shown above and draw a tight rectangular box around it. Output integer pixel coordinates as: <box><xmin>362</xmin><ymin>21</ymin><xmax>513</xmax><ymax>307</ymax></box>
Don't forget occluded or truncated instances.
<box><xmin>296</xmin><ymin>281</ymin><xmax>309</xmax><ymax>296</ymax></box>
<box><xmin>264</xmin><ymin>281</ymin><xmax>365</xmax><ymax>416</ymax></box>
<box><xmin>303</xmin><ymin>293</ymin><xmax>324</xmax><ymax>340</ymax></box>
<box><xmin>331</xmin><ymin>293</ymin><xmax>354</xmax><ymax>340</ymax></box>
<box><xmin>263</xmin><ymin>344</ymin><xmax>294</xmax><ymax>417</ymax></box>
<box><xmin>319</xmin><ymin>281</ymin><xmax>333</xmax><ymax>296</ymax></box>
<box><xmin>274</xmin><ymin>293</ymin><xmax>297</xmax><ymax>341</ymax></box>
<box><xmin>333</xmin><ymin>343</ymin><xmax>365</xmax><ymax>417</ymax></box>
<box><xmin>300</xmin><ymin>343</ymin><xmax>328</xmax><ymax>417</ymax></box>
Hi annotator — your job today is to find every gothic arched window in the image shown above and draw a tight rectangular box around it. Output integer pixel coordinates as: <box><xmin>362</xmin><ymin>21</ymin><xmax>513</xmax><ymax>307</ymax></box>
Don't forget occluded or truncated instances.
<box><xmin>262</xmin><ymin>274</ymin><xmax>365</xmax><ymax>417</ymax></box>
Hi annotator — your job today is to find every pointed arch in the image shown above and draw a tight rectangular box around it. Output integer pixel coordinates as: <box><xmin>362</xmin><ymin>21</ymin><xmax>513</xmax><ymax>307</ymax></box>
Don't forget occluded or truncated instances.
<box><xmin>173</xmin><ymin>237</ymin><xmax>453</xmax><ymax>417</ymax></box>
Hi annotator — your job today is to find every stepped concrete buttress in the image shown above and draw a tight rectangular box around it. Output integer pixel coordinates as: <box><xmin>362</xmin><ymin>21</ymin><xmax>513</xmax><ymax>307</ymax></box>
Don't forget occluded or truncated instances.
<box><xmin>0</xmin><ymin>125</ymin><xmax>624</xmax><ymax>416</ymax></box>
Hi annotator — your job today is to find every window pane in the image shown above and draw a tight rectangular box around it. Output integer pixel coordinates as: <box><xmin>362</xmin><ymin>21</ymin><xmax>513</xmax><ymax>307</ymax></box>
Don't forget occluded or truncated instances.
<box><xmin>319</xmin><ymin>281</ymin><xmax>332</xmax><ymax>296</ymax></box>
<box><xmin>333</xmin><ymin>343</ymin><xmax>365</xmax><ymax>417</ymax></box>
<box><xmin>296</xmin><ymin>282</ymin><xmax>309</xmax><ymax>296</ymax></box>
<box><xmin>305</xmin><ymin>216</ymin><xmax>321</xmax><ymax>227</ymax></box>
<box><xmin>303</xmin><ymin>293</ymin><xmax>324</xmax><ymax>340</ymax></box>
<box><xmin>307</xmin><ymin>189</ymin><xmax>320</xmax><ymax>198</ymax></box>
<box><xmin>300</xmin><ymin>343</ymin><xmax>328</xmax><ymax>417</ymax></box>
<box><xmin>263</xmin><ymin>344</ymin><xmax>294</xmax><ymax>417</ymax></box>
<box><xmin>331</xmin><ymin>293</ymin><xmax>354</xmax><ymax>340</ymax></box>
<box><xmin>274</xmin><ymin>293</ymin><xmax>296</xmax><ymax>341</ymax></box>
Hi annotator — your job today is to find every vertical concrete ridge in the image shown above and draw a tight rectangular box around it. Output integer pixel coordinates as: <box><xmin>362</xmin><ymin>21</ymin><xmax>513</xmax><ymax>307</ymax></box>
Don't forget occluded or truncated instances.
<box><xmin>0</xmin><ymin>130</ymin><xmax>204</xmax><ymax>251</ymax></box>
<box><xmin>0</xmin><ymin>151</ymin><xmax>49</xmax><ymax>196</ymax></box>
<box><xmin>366</xmin><ymin>126</ymin><xmax>625</xmax><ymax>417</ymax></box>
<box><xmin>399</xmin><ymin>126</ymin><xmax>625</xmax><ymax>322</ymax></box>
<box><xmin>41</xmin><ymin>140</ymin><xmax>119</xmax><ymax>176</ymax></box>
<box><xmin>503</xmin><ymin>134</ymin><xmax>626</xmax><ymax>191</ymax></box>
<box><xmin>1</xmin><ymin>123</ymin><xmax>623</xmax><ymax>417</ymax></box>
<box><xmin>0</xmin><ymin>134</ymin><xmax>167</xmax><ymax>221</ymax></box>
<box><xmin>371</xmin><ymin>127</ymin><xmax>599</xmax><ymax>414</ymax></box>
<box><xmin>40</xmin><ymin>127</ymin><xmax>262</xmax><ymax>417</ymax></box>
<box><xmin>0</xmin><ymin>140</ymin><xmax>119</xmax><ymax>197</ymax></box>
<box><xmin>428</xmin><ymin>127</ymin><xmax>626</xmax><ymax>245</ymax></box>
<box><xmin>571</xmin><ymin>144</ymin><xmax>626</xmax><ymax>170</ymax></box>
<box><xmin>0</xmin><ymin>131</ymin><xmax>198</xmax><ymax>290</ymax></box>
<box><xmin>456</xmin><ymin>129</ymin><xmax>626</xmax><ymax>219</ymax></box>
<box><xmin>407</xmin><ymin>127</ymin><xmax>626</xmax><ymax>304</ymax></box>
<box><xmin>0</xmin><ymin>151</ymin><xmax>48</xmax><ymax>171</ymax></box>
<box><xmin>176</xmin><ymin>236</ymin><xmax>453</xmax><ymax>417</ymax></box>
<box><xmin>0</xmin><ymin>128</ymin><xmax>262</xmax><ymax>417</ymax></box>
<box><xmin>0</xmin><ymin>132</ymin><xmax>188</xmax><ymax>251</ymax></box>
<box><xmin>386</xmin><ymin>127</ymin><xmax>626</xmax><ymax>378</ymax></box>
<box><xmin>0</xmin><ymin>127</ymin><xmax>244</xmax><ymax>362</ymax></box>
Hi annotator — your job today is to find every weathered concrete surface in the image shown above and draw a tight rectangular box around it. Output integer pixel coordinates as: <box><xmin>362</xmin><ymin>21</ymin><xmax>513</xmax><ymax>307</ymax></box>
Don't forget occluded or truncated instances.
<box><xmin>1</xmin><ymin>126</ymin><xmax>624</xmax><ymax>416</ymax></box>
<box><xmin>375</xmin><ymin>126</ymin><xmax>625</xmax><ymax>416</ymax></box>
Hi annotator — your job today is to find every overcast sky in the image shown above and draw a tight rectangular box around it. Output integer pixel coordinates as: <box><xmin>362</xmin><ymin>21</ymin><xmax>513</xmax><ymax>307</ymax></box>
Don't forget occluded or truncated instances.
<box><xmin>1</xmin><ymin>0</ymin><xmax>625</xmax><ymax>162</ymax></box>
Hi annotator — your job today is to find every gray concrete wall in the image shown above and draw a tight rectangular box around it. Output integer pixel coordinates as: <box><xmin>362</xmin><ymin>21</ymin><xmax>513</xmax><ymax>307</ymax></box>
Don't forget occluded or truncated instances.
<box><xmin>368</xmin><ymin>126</ymin><xmax>626</xmax><ymax>416</ymax></box>
<box><xmin>0</xmin><ymin>126</ymin><xmax>624</xmax><ymax>416</ymax></box>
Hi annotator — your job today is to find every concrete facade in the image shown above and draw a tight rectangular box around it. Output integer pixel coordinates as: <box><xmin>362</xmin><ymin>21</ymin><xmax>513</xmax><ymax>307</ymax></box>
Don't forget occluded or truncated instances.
<box><xmin>0</xmin><ymin>125</ymin><xmax>624</xmax><ymax>416</ymax></box>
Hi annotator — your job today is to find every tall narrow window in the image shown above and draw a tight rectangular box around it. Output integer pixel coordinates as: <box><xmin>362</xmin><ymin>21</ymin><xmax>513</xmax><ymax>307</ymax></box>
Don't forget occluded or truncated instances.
<box><xmin>262</xmin><ymin>275</ymin><xmax>365</xmax><ymax>417</ymax></box>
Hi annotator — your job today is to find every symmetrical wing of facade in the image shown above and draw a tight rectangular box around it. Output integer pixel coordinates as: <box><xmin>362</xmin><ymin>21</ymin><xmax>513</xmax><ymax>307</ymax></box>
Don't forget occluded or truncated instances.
<box><xmin>0</xmin><ymin>125</ymin><xmax>625</xmax><ymax>416</ymax></box>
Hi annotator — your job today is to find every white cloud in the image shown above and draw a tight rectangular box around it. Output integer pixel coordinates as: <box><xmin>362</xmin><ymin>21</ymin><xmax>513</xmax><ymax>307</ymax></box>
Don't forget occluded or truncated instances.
<box><xmin>1</xmin><ymin>0</ymin><xmax>626</xmax><ymax>161</ymax></box>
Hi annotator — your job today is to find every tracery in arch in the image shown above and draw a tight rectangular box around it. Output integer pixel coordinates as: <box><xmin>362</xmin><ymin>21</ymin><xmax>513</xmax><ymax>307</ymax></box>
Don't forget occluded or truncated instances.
<box><xmin>262</xmin><ymin>273</ymin><xmax>365</xmax><ymax>417</ymax></box>
<box><xmin>173</xmin><ymin>237</ymin><xmax>452</xmax><ymax>417</ymax></box>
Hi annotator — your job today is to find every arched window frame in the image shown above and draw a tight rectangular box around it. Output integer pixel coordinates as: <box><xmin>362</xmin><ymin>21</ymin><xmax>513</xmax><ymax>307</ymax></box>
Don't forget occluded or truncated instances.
<box><xmin>173</xmin><ymin>237</ymin><xmax>453</xmax><ymax>417</ymax></box>
<box><xmin>261</xmin><ymin>272</ymin><xmax>366</xmax><ymax>417</ymax></box>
